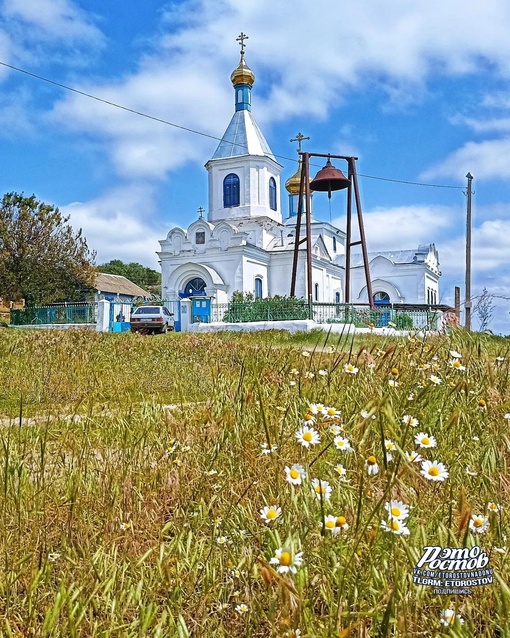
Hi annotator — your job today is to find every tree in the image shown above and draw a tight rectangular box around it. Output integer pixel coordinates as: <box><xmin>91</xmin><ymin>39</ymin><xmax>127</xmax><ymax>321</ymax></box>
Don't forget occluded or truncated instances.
<box><xmin>98</xmin><ymin>260</ymin><xmax>161</xmax><ymax>293</ymax></box>
<box><xmin>0</xmin><ymin>192</ymin><xmax>96</xmax><ymax>305</ymax></box>
<box><xmin>473</xmin><ymin>287</ymin><xmax>496</xmax><ymax>332</ymax></box>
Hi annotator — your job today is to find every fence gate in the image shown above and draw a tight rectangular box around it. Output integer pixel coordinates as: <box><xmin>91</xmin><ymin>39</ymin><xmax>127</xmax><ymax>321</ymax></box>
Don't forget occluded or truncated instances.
<box><xmin>109</xmin><ymin>302</ymin><xmax>132</xmax><ymax>332</ymax></box>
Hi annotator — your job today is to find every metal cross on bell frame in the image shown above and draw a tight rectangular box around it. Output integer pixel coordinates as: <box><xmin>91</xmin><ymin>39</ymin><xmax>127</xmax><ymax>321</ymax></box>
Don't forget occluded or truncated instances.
<box><xmin>290</xmin><ymin>152</ymin><xmax>374</xmax><ymax>309</ymax></box>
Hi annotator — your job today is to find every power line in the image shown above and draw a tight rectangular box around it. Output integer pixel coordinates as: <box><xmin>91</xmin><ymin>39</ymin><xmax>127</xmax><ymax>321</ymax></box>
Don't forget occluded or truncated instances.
<box><xmin>1</xmin><ymin>59</ymin><xmax>464</xmax><ymax>191</ymax></box>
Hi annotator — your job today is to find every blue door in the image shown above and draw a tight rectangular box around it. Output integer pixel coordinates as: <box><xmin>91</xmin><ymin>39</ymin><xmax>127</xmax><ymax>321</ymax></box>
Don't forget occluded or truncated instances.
<box><xmin>191</xmin><ymin>298</ymin><xmax>211</xmax><ymax>323</ymax></box>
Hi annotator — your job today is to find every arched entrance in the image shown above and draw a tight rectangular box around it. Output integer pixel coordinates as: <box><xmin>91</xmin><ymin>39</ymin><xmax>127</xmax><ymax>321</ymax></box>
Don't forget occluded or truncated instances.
<box><xmin>183</xmin><ymin>277</ymin><xmax>207</xmax><ymax>297</ymax></box>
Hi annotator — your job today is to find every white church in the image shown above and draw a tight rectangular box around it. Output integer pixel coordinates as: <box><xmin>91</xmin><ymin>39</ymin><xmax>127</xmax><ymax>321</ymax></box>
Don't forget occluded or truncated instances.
<box><xmin>158</xmin><ymin>39</ymin><xmax>441</xmax><ymax>318</ymax></box>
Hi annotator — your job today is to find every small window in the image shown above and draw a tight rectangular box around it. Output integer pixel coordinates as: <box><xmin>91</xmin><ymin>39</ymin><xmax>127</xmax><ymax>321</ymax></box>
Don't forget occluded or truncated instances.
<box><xmin>269</xmin><ymin>177</ymin><xmax>277</xmax><ymax>211</ymax></box>
<box><xmin>196</xmin><ymin>231</ymin><xmax>206</xmax><ymax>245</ymax></box>
<box><xmin>333</xmin><ymin>236</ymin><xmax>337</xmax><ymax>252</ymax></box>
<box><xmin>224</xmin><ymin>173</ymin><xmax>240</xmax><ymax>207</ymax></box>
<box><xmin>255</xmin><ymin>277</ymin><xmax>263</xmax><ymax>300</ymax></box>
<box><xmin>314</xmin><ymin>283</ymin><xmax>319</xmax><ymax>302</ymax></box>
<box><xmin>335</xmin><ymin>292</ymin><xmax>341</xmax><ymax>304</ymax></box>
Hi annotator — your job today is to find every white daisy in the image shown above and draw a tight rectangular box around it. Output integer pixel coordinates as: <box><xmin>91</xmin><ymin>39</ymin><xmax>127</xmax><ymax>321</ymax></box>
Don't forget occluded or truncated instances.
<box><xmin>235</xmin><ymin>603</ymin><xmax>249</xmax><ymax>615</ymax></box>
<box><xmin>329</xmin><ymin>424</ymin><xmax>343</xmax><ymax>436</ymax></box>
<box><xmin>259</xmin><ymin>505</ymin><xmax>282</xmax><ymax>524</ymax></box>
<box><xmin>365</xmin><ymin>455</ymin><xmax>379</xmax><ymax>476</ymax></box>
<box><xmin>344</xmin><ymin>363</ymin><xmax>359</xmax><ymax>375</ymax></box>
<box><xmin>469</xmin><ymin>514</ymin><xmax>490</xmax><ymax>534</ymax></box>
<box><xmin>488</xmin><ymin>502</ymin><xmax>502</xmax><ymax>513</ymax></box>
<box><xmin>440</xmin><ymin>608</ymin><xmax>464</xmax><ymax>626</ymax></box>
<box><xmin>405</xmin><ymin>450</ymin><xmax>423</xmax><ymax>463</ymax></box>
<box><xmin>450</xmin><ymin>359</ymin><xmax>466</xmax><ymax>371</ymax></box>
<box><xmin>285</xmin><ymin>464</ymin><xmax>306</xmax><ymax>485</ymax></box>
<box><xmin>322</xmin><ymin>514</ymin><xmax>349</xmax><ymax>534</ymax></box>
<box><xmin>324</xmin><ymin>406</ymin><xmax>341</xmax><ymax>420</ymax></box>
<box><xmin>334</xmin><ymin>435</ymin><xmax>353</xmax><ymax>452</ymax></box>
<box><xmin>311</xmin><ymin>478</ymin><xmax>332</xmax><ymax>501</ymax></box>
<box><xmin>420</xmin><ymin>459</ymin><xmax>449</xmax><ymax>482</ymax></box>
<box><xmin>384</xmin><ymin>500</ymin><xmax>409</xmax><ymax>520</ymax></box>
<box><xmin>295</xmin><ymin>425</ymin><xmax>320</xmax><ymax>448</ymax></box>
<box><xmin>270</xmin><ymin>548</ymin><xmax>304</xmax><ymax>574</ymax></box>
<box><xmin>449</xmin><ymin>350</ymin><xmax>462</xmax><ymax>359</ymax></box>
<box><xmin>380</xmin><ymin>518</ymin><xmax>410</xmax><ymax>535</ymax></box>
<box><xmin>402</xmin><ymin>414</ymin><xmax>419</xmax><ymax>428</ymax></box>
<box><xmin>333</xmin><ymin>464</ymin><xmax>349</xmax><ymax>481</ymax></box>
<box><xmin>414</xmin><ymin>432</ymin><xmax>437</xmax><ymax>448</ymax></box>
<box><xmin>429</xmin><ymin>375</ymin><xmax>442</xmax><ymax>385</ymax></box>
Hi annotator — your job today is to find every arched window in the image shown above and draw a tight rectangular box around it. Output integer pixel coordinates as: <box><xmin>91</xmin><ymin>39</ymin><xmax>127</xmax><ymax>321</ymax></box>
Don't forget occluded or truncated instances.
<box><xmin>269</xmin><ymin>177</ymin><xmax>277</xmax><ymax>211</ymax></box>
<box><xmin>373</xmin><ymin>291</ymin><xmax>390</xmax><ymax>306</ymax></box>
<box><xmin>184</xmin><ymin>277</ymin><xmax>206</xmax><ymax>297</ymax></box>
<box><xmin>223</xmin><ymin>173</ymin><xmax>240</xmax><ymax>208</ymax></box>
<box><xmin>335</xmin><ymin>291</ymin><xmax>341</xmax><ymax>304</ymax></box>
<box><xmin>314</xmin><ymin>283</ymin><xmax>319</xmax><ymax>301</ymax></box>
<box><xmin>254</xmin><ymin>277</ymin><xmax>263</xmax><ymax>300</ymax></box>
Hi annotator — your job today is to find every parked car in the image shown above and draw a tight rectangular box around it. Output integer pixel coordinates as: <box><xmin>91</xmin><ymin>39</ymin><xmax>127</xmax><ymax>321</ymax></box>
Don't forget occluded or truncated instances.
<box><xmin>130</xmin><ymin>306</ymin><xmax>174</xmax><ymax>334</ymax></box>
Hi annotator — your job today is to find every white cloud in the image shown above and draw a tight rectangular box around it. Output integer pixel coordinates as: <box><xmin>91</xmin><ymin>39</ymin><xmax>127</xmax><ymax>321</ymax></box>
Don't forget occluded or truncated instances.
<box><xmin>62</xmin><ymin>185</ymin><xmax>172</xmax><ymax>269</ymax></box>
<box><xmin>421</xmin><ymin>138</ymin><xmax>510</xmax><ymax>181</ymax></box>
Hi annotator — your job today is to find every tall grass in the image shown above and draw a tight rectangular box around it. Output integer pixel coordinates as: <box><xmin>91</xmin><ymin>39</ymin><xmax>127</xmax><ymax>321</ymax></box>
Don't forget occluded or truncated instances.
<box><xmin>0</xmin><ymin>327</ymin><xmax>509</xmax><ymax>636</ymax></box>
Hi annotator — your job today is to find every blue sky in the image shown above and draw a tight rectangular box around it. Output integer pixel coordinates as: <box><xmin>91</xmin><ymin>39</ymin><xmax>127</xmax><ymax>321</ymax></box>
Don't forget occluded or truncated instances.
<box><xmin>1</xmin><ymin>0</ymin><xmax>510</xmax><ymax>332</ymax></box>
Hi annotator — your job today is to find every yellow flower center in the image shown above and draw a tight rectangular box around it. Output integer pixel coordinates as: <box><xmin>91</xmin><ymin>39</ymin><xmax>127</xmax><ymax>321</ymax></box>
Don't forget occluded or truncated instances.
<box><xmin>303</xmin><ymin>431</ymin><xmax>313</xmax><ymax>442</ymax></box>
<box><xmin>303</xmin><ymin>413</ymin><xmax>313</xmax><ymax>421</ymax></box>
<box><xmin>453</xmin><ymin>360</ymin><xmax>461</xmax><ymax>368</ymax></box>
<box><xmin>473</xmin><ymin>518</ymin><xmax>483</xmax><ymax>528</ymax></box>
<box><xmin>428</xmin><ymin>466</ymin><xmax>440</xmax><ymax>476</ymax></box>
<box><xmin>390</xmin><ymin>520</ymin><xmax>400</xmax><ymax>530</ymax></box>
<box><xmin>367</xmin><ymin>456</ymin><xmax>377</xmax><ymax>465</ymax></box>
<box><xmin>327</xmin><ymin>408</ymin><xmax>336</xmax><ymax>416</ymax></box>
<box><xmin>279</xmin><ymin>552</ymin><xmax>292</xmax><ymax>566</ymax></box>
<box><xmin>421</xmin><ymin>437</ymin><xmax>430</xmax><ymax>446</ymax></box>
<box><xmin>391</xmin><ymin>507</ymin><xmax>401</xmax><ymax>517</ymax></box>
<box><xmin>267</xmin><ymin>509</ymin><xmax>278</xmax><ymax>519</ymax></box>
<box><xmin>315</xmin><ymin>484</ymin><xmax>325</xmax><ymax>494</ymax></box>
<box><xmin>391</xmin><ymin>367</ymin><xmax>399</xmax><ymax>376</ymax></box>
<box><xmin>325</xmin><ymin>520</ymin><xmax>335</xmax><ymax>529</ymax></box>
<box><xmin>336</xmin><ymin>516</ymin><xmax>346</xmax><ymax>527</ymax></box>
<box><xmin>479</xmin><ymin>399</ymin><xmax>486</xmax><ymax>407</ymax></box>
<box><xmin>290</xmin><ymin>469</ymin><xmax>300</xmax><ymax>480</ymax></box>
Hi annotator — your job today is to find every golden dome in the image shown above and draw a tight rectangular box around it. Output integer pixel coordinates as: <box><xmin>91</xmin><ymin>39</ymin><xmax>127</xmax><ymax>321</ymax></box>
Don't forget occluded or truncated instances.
<box><xmin>230</xmin><ymin>52</ymin><xmax>255</xmax><ymax>86</ymax></box>
<box><xmin>285</xmin><ymin>158</ymin><xmax>309</xmax><ymax>194</ymax></box>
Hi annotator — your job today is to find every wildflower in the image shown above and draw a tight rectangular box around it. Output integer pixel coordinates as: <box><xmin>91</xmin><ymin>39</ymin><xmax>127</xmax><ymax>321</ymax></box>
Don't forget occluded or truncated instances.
<box><xmin>365</xmin><ymin>455</ymin><xmax>379</xmax><ymax>476</ymax></box>
<box><xmin>334</xmin><ymin>464</ymin><xmax>348</xmax><ymax>480</ymax></box>
<box><xmin>469</xmin><ymin>514</ymin><xmax>490</xmax><ymax>534</ymax></box>
<box><xmin>380</xmin><ymin>518</ymin><xmax>410</xmax><ymax>535</ymax></box>
<box><xmin>212</xmin><ymin>517</ymin><xmax>222</xmax><ymax>527</ymax></box>
<box><xmin>361</xmin><ymin>409</ymin><xmax>376</xmax><ymax>420</ymax></box>
<box><xmin>275</xmin><ymin>405</ymin><xmax>286</xmax><ymax>412</ymax></box>
<box><xmin>205</xmin><ymin>469</ymin><xmax>218</xmax><ymax>476</ymax></box>
<box><xmin>304</xmin><ymin>371</ymin><xmax>315</xmax><ymax>379</ymax></box>
<box><xmin>309</xmin><ymin>403</ymin><xmax>326</xmax><ymax>415</ymax></box>
<box><xmin>333</xmin><ymin>435</ymin><xmax>353</xmax><ymax>453</ymax></box>
<box><xmin>504</xmin><ymin>413</ymin><xmax>510</xmax><ymax>420</ymax></box>
<box><xmin>259</xmin><ymin>505</ymin><xmax>282</xmax><ymax>524</ymax></box>
<box><xmin>344</xmin><ymin>363</ymin><xmax>359</xmax><ymax>374</ymax></box>
<box><xmin>407</xmin><ymin>392</ymin><xmax>416</xmax><ymax>401</ymax></box>
<box><xmin>311</xmin><ymin>478</ymin><xmax>332</xmax><ymax>501</ymax></box>
<box><xmin>318</xmin><ymin>369</ymin><xmax>328</xmax><ymax>376</ymax></box>
<box><xmin>324</xmin><ymin>406</ymin><xmax>341</xmax><ymax>420</ymax></box>
<box><xmin>384</xmin><ymin>439</ymin><xmax>397</xmax><ymax>453</ymax></box>
<box><xmin>478</xmin><ymin>398</ymin><xmax>487</xmax><ymax>409</ymax></box>
<box><xmin>496</xmin><ymin>356</ymin><xmax>505</xmax><ymax>362</ymax></box>
<box><xmin>261</xmin><ymin>442</ymin><xmax>278</xmax><ymax>454</ymax></box>
<box><xmin>216</xmin><ymin>535</ymin><xmax>231</xmax><ymax>545</ymax></box>
<box><xmin>235</xmin><ymin>603</ymin><xmax>249</xmax><ymax>615</ymax></box>
<box><xmin>440</xmin><ymin>608</ymin><xmax>465</xmax><ymax>626</ymax></box>
<box><xmin>285</xmin><ymin>464</ymin><xmax>306</xmax><ymax>485</ymax></box>
<box><xmin>450</xmin><ymin>359</ymin><xmax>466</xmax><ymax>371</ymax></box>
<box><xmin>488</xmin><ymin>502</ymin><xmax>502</xmax><ymax>513</ymax></box>
<box><xmin>301</xmin><ymin>412</ymin><xmax>316</xmax><ymax>426</ymax></box>
<box><xmin>270</xmin><ymin>548</ymin><xmax>304</xmax><ymax>574</ymax></box>
<box><xmin>284</xmin><ymin>630</ymin><xmax>302</xmax><ymax>638</ymax></box>
<box><xmin>295</xmin><ymin>425</ymin><xmax>320</xmax><ymax>448</ymax></box>
<box><xmin>289</xmin><ymin>368</ymin><xmax>300</xmax><ymax>376</ymax></box>
<box><xmin>47</xmin><ymin>552</ymin><xmax>61</xmax><ymax>562</ymax></box>
<box><xmin>301</xmin><ymin>351</ymin><xmax>310</xmax><ymax>357</ymax></box>
<box><xmin>414</xmin><ymin>432</ymin><xmax>437</xmax><ymax>448</ymax></box>
<box><xmin>289</xmin><ymin>381</ymin><xmax>296</xmax><ymax>386</ymax></box>
<box><xmin>384</xmin><ymin>500</ymin><xmax>409</xmax><ymax>520</ymax></box>
<box><xmin>120</xmin><ymin>521</ymin><xmax>132</xmax><ymax>531</ymax></box>
<box><xmin>388</xmin><ymin>379</ymin><xmax>399</xmax><ymax>387</ymax></box>
<box><xmin>329</xmin><ymin>424</ymin><xmax>343</xmax><ymax>436</ymax></box>
<box><xmin>429</xmin><ymin>375</ymin><xmax>442</xmax><ymax>385</ymax></box>
<box><xmin>405</xmin><ymin>450</ymin><xmax>423</xmax><ymax>463</ymax></box>
<box><xmin>323</xmin><ymin>514</ymin><xmax>349</xmax><ymax>534</ymax></box>
<box><xmin>421</xmin><ymin>459</ymin><xmax>449</xmax><ymax>482</ymax></box>
<box><xmin>390</xmin><ymin>367</ymin><xmax>399</xmax><ymax>376</ymax></box>
<box><xmin>402</xmin><ymin>414</ymin><xmax>419</xmax><ymax>428</ymax></box>
<box><xmin>449</xmin><ymin>350</ymin><xmax>462</xmax><ymax>359</ymax></box>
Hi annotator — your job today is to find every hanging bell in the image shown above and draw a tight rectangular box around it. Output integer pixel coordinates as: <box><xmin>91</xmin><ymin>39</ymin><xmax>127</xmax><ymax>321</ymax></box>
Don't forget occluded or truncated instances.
<box><xmin>310</xmin><ymin>156</ymin><xmax>350</xmax><ymax>198</ymax></box>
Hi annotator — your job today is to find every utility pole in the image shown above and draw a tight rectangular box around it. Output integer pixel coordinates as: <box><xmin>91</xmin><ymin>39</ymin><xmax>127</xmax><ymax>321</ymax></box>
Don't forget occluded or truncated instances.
<box><xmin>465</xmin><ymin>172</ymin><xmax>474</xmax><ymax>330</ymax></box>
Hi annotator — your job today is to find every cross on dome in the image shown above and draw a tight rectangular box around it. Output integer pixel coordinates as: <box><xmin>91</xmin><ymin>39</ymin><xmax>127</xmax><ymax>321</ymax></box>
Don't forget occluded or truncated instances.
<box><xmin>236</xmin><ymin>32</ymin><xmax>248</xmax><ymax>54</ymax></box>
